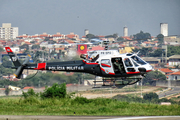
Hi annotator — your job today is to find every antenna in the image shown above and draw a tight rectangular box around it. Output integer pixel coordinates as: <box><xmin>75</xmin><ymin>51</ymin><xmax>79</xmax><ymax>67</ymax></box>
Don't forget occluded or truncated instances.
<box><xmin>136</xmin><ymin>51</ymin><xmax>140</xmax><ymax>55</ymax></box>
<box><xmin>103</xmin><ymin>40</ymin><xmax>109</xmax><ymax>50</ymax></box>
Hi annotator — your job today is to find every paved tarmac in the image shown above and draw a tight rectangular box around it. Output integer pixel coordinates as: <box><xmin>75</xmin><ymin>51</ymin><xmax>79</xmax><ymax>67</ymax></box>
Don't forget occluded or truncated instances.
<box><xmin>158</xmin><ymin>87</ymin><xmax>180</xmax><ymax>98</ymax></box>
<box><xmin>0</xmin><ymin>115</ymin><xmax>180</xmax><ymax>120</ymax></box>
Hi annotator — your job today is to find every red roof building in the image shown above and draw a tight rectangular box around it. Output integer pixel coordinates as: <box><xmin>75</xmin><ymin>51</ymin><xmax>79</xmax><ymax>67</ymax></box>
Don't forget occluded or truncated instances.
<box><xmin>169</xmin><ymin>71</ymin><xmax>180</xmax><ymax>80</ymax></box>
<box><xmin>66</xmin><ymin>33</ymin><xmax>79</xmax><ymax>39</ymax></box>
<box><xmin>171</xmin><ymin>71</ymin><xmax>180</xmax><ymax>75</ymax></box>
<box><xmin>23</xmin><ymin>86</ymin><xmax>34</xmax><ymax>90</ymax></box>
<box><xmin>88</xmin><ymin>46</ymin><xmax>104</xmax><ymax>51</ymax></box>
<box><xmin>158</xmin><ymin>68</ymin><xmax>174</xmax><ymax>75</ymax></box>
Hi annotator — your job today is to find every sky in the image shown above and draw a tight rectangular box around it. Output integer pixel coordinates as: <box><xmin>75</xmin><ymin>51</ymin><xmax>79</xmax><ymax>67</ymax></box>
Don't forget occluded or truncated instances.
<box><xmin>0</xmin><ymin>0</ymin><xmax>180</xmax><ymax>37</ymax></box>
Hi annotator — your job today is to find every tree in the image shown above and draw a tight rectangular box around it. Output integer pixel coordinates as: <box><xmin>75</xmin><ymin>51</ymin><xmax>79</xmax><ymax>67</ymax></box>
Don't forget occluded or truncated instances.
<box><xmin>44</xmin><ymin>37</ymin><xmax>50</xmax><ymax>41</ymax></box>
<box><xmin>31</xmin><ymin>45</ymin><xmax>40</xmax><ymax>49</ymax></box>
<box><xmin>105</xmin><ymin>33</ymin><xmax>118</xmax><ymax>39</ymax></box>
<box><xmin>86</xmin><ymin>34</ymin><xmax>97</xmax><ymax>40</ymax></box>
<box><xmin>149</xmin><ymin>49</ymin><xmax>164</xmax><ymax>57</ymax></box>
<box><xmin>143</xmin><ymin>92</ymin><xmax>158</xmax><ymax>101</ymax></box>
<box><xmin>0</xmin><ymin>47</ymin><xmax>4</xmax><ymax>52</ymax></box>
<box><xmin>19</xmin><ymin>44</ymin><xmax>29</xmax><ymax>50</ymax></box>
<box><xmin>41</xmin><ymin>83</ymin><xmax>67</xmax><ymax>99</ymax></box>
<box><xmin>117</xmin><ymin>37</ymin><xmax>124</xmax><ymax>42</ymax></box>
<box><xmin>143</xmin><ymin>71</ymin><xmax>166</xmax><ymax>85</ymax></box>
<box><xmin>5</xmin><ymin>87</ymin><xmax>11</xmax><ymax>96</ymax></box>
<box><xmin>133</xmin><ymin>31</ymin><xmax>151</xmax><ymax>44</ymax></box>
<box><xmin>1</xmin><ymin>56</ymin><xmax>12</xmax><ymax>68</ymax></box>
<box><xmin>42</xmin><ymin>47</ymin><xmax>46</xmax><ymax>50</ymax></box>
<box><xmin>157</xmin><ymin>34</ymin><xmax>164</xmax><ymax>45</ymax></box>
<box><xmin>167</xmin><ymin>45</ymin><xmax>180</xmax><ymax>57</ymax></box>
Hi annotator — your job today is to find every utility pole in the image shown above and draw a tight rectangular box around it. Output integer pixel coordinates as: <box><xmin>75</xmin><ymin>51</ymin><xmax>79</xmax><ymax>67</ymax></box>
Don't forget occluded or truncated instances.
<box><xmin>162</xmin><ymin>45</ymin><xmax>167</xmax><ymax>65</ymax></box>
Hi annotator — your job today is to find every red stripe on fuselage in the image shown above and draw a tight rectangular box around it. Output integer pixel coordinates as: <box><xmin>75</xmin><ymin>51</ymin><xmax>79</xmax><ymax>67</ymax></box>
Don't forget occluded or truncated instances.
<box><xmin>126</xmin><ymin>71</ymin><xmax>141</xmax><ymax>74</ymax></box>
<box><xmin>146</xmin><ymin>70</ymin><xmax>152</xmax><ymax>72</ymax></box>
<box><xmin>34</xmin><ymin>63</ymin><xmax>46</xmax><ymax>70</ymax></box>
<box><xmin>82</xmin><ymin>60</ymin><xmax>99</xmax><ymax>65</ymax></box>
<box><xmin>101</xmin><ymin>63</ymin><xmax>111</xmax><ymax>67</ymax></box>
<box><xmin>127</xmin><ymin>70</ymin><xmax>152</xmax><ymax>74</ymax></box>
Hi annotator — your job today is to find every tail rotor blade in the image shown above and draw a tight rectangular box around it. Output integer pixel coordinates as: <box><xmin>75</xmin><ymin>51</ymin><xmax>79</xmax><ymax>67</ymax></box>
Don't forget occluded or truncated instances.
<box><xmin>14</xmin><ymin>66</ymin><xmax>24</xmax><ymax>79</ymax></box>
<box><xmin>22</xmin><ymin>54</ymin><xmax>31</xmax><ymax>65</ymax></box>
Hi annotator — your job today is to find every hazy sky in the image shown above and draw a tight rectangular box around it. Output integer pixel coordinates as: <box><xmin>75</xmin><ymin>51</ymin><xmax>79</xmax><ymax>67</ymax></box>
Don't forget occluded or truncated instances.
<box><xmin>0</xmin><ymin>0</ymin><xmax>180</xmax><ymax>37</ymax></box>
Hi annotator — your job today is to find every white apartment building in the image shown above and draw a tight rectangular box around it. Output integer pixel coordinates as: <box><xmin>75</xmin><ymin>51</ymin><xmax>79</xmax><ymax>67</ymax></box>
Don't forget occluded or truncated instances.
<box><xmin>0</xmin><ymin>23</ymin><xmax>18</xmax><ymax>40</ymax></box>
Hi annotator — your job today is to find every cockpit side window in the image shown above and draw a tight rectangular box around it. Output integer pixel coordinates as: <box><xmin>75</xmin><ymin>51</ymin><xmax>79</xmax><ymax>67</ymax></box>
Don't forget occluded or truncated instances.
<box><xmin>132</xmin><ymin>60</ymin><xmax>139</xmax><ymax>67</ymax></box>
<box><xmin>131</xmin><ymin>56</ymin><xmax>146</xmax><ymax>65</ymax></box>
<box><xmin>124</xmin><ymin>58</ymin><xmax>133</xmax><ymax>67</ymax></box>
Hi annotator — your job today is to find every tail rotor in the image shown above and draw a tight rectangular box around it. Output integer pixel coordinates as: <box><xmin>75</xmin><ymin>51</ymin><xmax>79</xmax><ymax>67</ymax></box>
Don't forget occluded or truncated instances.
<box><xmin>5</xmin><ymin>47</ymin><xmax>31</xmax><ymax>79</ymax></box>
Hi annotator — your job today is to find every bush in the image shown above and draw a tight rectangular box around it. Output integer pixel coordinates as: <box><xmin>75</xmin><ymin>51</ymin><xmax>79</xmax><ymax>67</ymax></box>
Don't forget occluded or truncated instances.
<box><xmin>22</xmin><ymin>88</ymin><xmax>39</xmax><ymax>99</ymax></box>
<box><xmin>143</xmin><ymin>92</ymin><xmax>158</xmax><ymax>101</ymax></box>
<box><xmin>5</xmin><ymin>87</ymin><xmax>11</xmax><ymax>96</ymax></box>
<box><xmin>20</xmin><ymin>96</ymin><xmax>40</xmax><ymax>105</ymax></box>
<box><xmin>41</xmin><ymin>83</ymin><xmax>66</xmax><ymax>99</ymax></box>
<box><xmin>72</xmin><ymin>96</ymin><xmax>91</xmax><ymax>105</ymax></box>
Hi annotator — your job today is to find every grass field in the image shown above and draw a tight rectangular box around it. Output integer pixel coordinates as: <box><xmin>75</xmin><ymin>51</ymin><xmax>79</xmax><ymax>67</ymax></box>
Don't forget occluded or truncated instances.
<box><xmin>0</xmin><ymin>96</ymin><xmax>179</xmax><ymax>116</ymax></box>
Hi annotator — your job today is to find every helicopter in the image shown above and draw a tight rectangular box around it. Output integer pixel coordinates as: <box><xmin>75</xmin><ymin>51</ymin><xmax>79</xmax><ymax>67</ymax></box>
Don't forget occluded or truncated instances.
<box><xmin>5</xmin><ymin>41</ymin><xmax>153</xmax><ymax>87</ymax></box>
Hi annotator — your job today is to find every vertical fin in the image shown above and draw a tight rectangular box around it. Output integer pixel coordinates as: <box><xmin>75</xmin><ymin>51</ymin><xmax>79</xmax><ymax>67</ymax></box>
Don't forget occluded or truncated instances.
<box><xmin>5</xmin><ymin>47</ymin><xmax>21</xmax><ymax>67</ymax></box>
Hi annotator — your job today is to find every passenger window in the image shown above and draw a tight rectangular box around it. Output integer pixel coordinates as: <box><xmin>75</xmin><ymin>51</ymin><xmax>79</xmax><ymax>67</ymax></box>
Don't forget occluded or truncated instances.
<box><xmin>101</xmin><ymin>59</ymin><xmax>111</xmax><ymax>67</ymax></box>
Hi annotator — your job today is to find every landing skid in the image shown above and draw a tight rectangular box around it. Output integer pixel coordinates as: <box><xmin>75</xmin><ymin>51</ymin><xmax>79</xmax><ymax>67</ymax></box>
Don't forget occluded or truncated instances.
<box><xmin>93</xmin><ymin>76</ymin><xmax>143</xmax><ymax>88</ymax></box>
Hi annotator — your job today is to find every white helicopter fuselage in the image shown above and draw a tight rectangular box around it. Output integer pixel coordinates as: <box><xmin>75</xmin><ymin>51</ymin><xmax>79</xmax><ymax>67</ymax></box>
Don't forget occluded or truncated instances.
<box><xmin>85</xmin><ymin>50</ymin><xmax>153</xmax><ymax>77</ymax></box>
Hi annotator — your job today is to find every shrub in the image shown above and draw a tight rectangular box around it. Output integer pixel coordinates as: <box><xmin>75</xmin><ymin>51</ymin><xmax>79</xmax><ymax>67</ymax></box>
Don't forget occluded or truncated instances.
<box><xmin>41</xmin><ymin>83</ymin><xmax>66</xmax><ymax>99</ymax></box>
<box><xmin>5</xmin><ymin>87</ymin><xmax>11</xmax><ymax>96</ymax></box>
<box><xmin>92</xmin><ymin>98</ymin><xmax>114</xmax><ymax>106</ymax></box>
<box><xmin>143</xmin><ymin>92</ymin><xmax>158</xmax><ymax>101</ymax></box>
<box><xmin>20</xmin><ymin>96</ymin><xmax>40</xmax><ymax>105</ymax></box>
<box><xmin>22</xmin><ymin>88</ymin><xmax>39</xmax><ymax>99</ymax></box>
<box><xmin>72</xmin><ymin>96</ymin><xmax>91</xmax><ymax>105</ymax></box>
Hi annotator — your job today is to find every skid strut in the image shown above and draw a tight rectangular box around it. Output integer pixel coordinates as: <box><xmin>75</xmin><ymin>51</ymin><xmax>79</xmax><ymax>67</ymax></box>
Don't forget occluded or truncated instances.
<box><xmin>93</xmin><ymin>77</ymin><xmax>143</xmax><ymax>87</ymax></box>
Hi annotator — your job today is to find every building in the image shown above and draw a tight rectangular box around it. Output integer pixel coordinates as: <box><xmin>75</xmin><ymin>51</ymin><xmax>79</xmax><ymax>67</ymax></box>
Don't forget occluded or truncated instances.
<box><xmin>160</xmin><ymin>23</ymin><xmax>168</xmax><ymax>36</ymax></box>
<box><xmin>168</xmin><ymin>55</ymin><xmax>180</xmax><ymax>66</ymax></box>
<box><xmin>123</xmin><ymin>27</ymin><xmax>128</xmax><ymax>37</ymax></box>
<box><xmin>169</xmin><ymin>71</ymin><xmax>180</xmax><ymax>80</ymax></box>
<box><xmin>158</xmin><ymin>68</ymin><xmax>174</xmax><ymax>75</ymax></box>
<box><xmin>119</xmin><ymin>47</ymin><xmax>134</xmax><ymax>54</ymax></box>
<box><xmin>84</xmin><ymin>29</ymin><xmax>89</xmax><ymax>36</ymax></box>
<box><xmin>164</xmin><ymin>35</ymin><xmax>180</xmax><ymax>45</ymax></box>
<box><xmin>0</xmin><ymin>23</ymin><xmax>18</xmax><ymax>40</ymax></box>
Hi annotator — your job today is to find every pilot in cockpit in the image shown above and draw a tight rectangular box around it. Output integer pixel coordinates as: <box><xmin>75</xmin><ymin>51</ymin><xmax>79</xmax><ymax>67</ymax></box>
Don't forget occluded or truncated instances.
<box><xmin>124</xmin><ymin>58</ymin><xmax>132</xmax><ymax>67</ymax></box>
<box><xmin>114</xmin><ymin>58</ymin><xmax>123</xmax><ymax>73</ymax></box>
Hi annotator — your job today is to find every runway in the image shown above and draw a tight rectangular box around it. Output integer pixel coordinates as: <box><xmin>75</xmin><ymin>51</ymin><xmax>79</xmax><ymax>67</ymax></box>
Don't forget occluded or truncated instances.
<box><xmin>0</xmin><ymin>115</ymin><xmax>180</xmax><ymax>120</ymax></box>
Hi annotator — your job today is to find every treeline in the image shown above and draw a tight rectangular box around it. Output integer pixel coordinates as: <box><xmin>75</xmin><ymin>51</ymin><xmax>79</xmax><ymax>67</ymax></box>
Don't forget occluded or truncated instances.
<box><xmin>0</xmin><ymin>72</ymin><xmax>94</xmax><ymax>89</ymax></box>
<box><xmin>132</xmin><ymin>45</ymin><xmax>180</xmax><ymax>57</ymax></box>
<box><xmin>143</xmin><ymin>70</ymin><xmax>166</xmax><ymax>85</ymax></box>
<box><xmin>112</xmin><ymin>92</ymin><xmax>180</xmax><ymax>105</ymax></box>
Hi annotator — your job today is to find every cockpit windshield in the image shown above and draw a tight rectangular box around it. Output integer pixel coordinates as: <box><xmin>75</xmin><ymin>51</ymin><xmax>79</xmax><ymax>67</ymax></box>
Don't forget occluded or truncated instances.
<box><xmin>131</xmin><ymin>56</ymin><xmax>147</xmax><ymax>65</ymax></box>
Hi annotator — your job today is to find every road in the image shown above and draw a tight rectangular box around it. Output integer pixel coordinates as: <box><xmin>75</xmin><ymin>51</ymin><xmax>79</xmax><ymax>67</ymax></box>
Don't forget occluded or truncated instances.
<box><xmin>158</xmin><ymin>87</ymin><xmax>180</xmax><ymax>98</ymax></box>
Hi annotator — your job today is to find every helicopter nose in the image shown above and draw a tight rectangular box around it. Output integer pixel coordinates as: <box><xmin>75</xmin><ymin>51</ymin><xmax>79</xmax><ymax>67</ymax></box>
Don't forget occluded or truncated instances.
<box><xmin>138</xmin><ymin>67</ymin><xmax>146</xmax><ymax>74</ymax></box>
<box><xmin>147</xmin><ymin>64</ymin><xmax>153</xmax><ymax>71</ymax></box>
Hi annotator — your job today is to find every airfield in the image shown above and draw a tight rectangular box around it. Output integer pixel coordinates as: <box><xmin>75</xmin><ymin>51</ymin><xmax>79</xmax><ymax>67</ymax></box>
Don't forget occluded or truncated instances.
<box><xmin>0</xmin><ymin>115</ymin><xmax>180</xmax><ymax>120</ymax></box>
<box><xmin>0</xmin><ymin>85</ymin><xmax>180</xmax><ymax>120</ymax></box>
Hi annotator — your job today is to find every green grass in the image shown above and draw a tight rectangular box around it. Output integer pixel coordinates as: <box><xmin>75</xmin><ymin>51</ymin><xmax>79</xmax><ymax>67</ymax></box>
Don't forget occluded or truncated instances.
<box><xmin>0</xmin><ymin>97</ymin><xmax>179</xmax><ymax>116</ymax></box>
